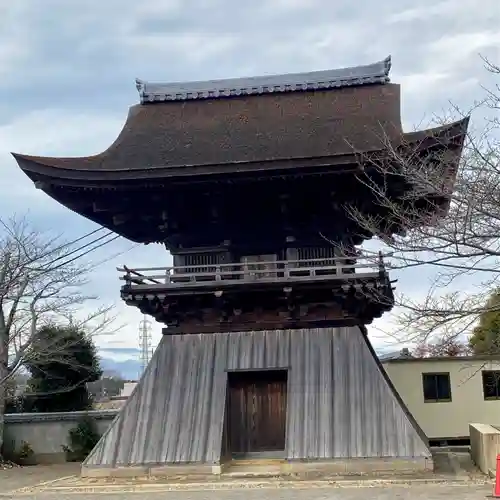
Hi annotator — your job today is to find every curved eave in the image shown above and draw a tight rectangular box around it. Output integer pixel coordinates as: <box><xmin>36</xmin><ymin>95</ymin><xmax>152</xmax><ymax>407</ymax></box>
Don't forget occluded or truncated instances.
<box><xmin>12</xmin><ymin>150</ymin><xmax>366</xmax><ymax>186</ymax></box>
<box><xmin>402</xmin><ymin>116</ymin><xmax>470</xmax><ymax>189</ymax></box>
<box><xmin>402</xmin><ymin>116</ymin><xmax>469</xmax><ymax>151</ymax></box>
<box><xmin>11</xmin><ymin>116</ymin><xmax>469</xmax><ymax>188</ymax></box>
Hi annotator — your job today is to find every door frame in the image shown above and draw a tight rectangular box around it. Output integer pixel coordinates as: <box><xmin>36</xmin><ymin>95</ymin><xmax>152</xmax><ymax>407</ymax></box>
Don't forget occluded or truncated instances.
<box><xmin>223</xmin><ymin>367</ymin><xmax>290</xmax><ymax>458</ymax></box>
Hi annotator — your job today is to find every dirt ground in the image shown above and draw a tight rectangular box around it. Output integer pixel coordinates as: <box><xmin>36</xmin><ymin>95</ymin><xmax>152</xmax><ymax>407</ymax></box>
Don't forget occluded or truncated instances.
<box><xmin>1</xmin><ymin>480</ymin><xmax>495</xmax><ymax>500</ymax></box>
<box><xmin>1</xmin><ymin>462</ymin><xmax>81</xmax><ymax>494</ymax></box>
<box><xmin>0</xmin><ymin>453</ymin><xmax>493</xmax><ymax>500</ymax></box>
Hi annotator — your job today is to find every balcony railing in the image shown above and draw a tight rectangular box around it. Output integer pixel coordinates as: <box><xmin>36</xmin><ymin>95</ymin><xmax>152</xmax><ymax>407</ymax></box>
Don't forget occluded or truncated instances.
<box><xmin>118</xmin><ymin>253</ymin><xmax>389</xmax><ymax>290</ymax></box>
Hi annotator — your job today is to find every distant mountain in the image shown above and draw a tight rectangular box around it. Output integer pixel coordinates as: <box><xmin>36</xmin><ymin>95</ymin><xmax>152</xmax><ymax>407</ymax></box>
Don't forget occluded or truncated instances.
<box><xmin>99</xmin><ymin>347</ymin><xmax>140</xmax><ymax>357</ymax></box>
<box><xmin>99</xmin><ymin>356</ymin><xmax>141</xmax><ymax>381</ymax></box>
<box><xmin>98</xmin><ymin>347</ymin><xmax>142</xmax><ymax>380</ymax></box>
<box><xmin>98</xmin><ymin>344</ymin><xmax>398</xmax><ymax>380</ymax></box>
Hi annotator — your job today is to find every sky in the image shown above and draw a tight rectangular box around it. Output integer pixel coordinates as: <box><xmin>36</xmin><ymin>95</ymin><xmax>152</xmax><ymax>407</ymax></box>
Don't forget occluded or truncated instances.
<box><xmin>0</xmin><ymin>0</ymin><xmax>499</xmax><ymax>363</ymax></box>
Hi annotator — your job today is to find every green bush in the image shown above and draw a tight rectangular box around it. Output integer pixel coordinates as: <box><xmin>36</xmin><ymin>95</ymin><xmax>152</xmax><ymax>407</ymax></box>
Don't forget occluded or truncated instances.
<box><xmin>63</xmin><ymin>416</ymin><xmax>101</xmax><ymax>462</ymax></box>
<box><xmin>18</xmin><ymin>441</ymin><xmax>34</xmax><ymax>459</ymax></box>
<box><xmin>11</xmin><ymin>440</ymin><xmax>36</xmax><ymax>466</ymax></box>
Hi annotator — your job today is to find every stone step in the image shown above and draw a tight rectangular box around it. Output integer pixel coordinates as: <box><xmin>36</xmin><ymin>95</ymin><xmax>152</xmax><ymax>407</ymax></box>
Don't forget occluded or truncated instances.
<box><xmin>223</xmin><ymin>459</ymin><xmax>286</xmax><ymax>478</ymax></box>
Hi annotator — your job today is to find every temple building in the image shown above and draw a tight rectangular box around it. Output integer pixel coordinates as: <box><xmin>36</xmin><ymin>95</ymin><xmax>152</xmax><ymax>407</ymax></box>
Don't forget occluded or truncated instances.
<box><xmin>13</xmin><ymin>56</ymin><xmax>468</xmax><ymax>477</ymax></box>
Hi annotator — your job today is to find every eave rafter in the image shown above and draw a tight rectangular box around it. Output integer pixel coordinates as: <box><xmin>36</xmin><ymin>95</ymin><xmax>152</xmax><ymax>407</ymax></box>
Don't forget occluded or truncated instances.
<box><xmin>21</xmin><ymin>124</ymin><xmax>466</xmax><ymax>246</ymax></box>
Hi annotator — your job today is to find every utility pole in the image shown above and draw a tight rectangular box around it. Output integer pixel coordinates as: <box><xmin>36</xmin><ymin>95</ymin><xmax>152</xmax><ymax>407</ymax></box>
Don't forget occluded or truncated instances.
<box><xmin>138</xmin><ymin>315</ymin><xmax>152</xmax><ymax>378</ymax></box>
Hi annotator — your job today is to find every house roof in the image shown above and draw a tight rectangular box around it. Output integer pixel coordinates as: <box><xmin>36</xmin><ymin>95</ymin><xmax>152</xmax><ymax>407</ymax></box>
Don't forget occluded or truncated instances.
<box><xmin>382</xmin><ymin>354</ymin><xmax>500</xmax><ymax>364</ymax></box>
<box><xmin>378</xmin><ymin>348</ymin><xmax>413</xmax><ymax>361</ymax></box>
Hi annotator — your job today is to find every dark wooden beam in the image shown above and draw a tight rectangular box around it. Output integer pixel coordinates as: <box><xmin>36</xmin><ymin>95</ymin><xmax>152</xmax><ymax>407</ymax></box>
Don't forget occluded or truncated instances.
<box><xmin>92</xmin><ymin>201</ymin><xmax>110</xmax><ymax>212</ymax></box>
<box><xmin>62</xmin><ymin>199</ymin><xmax>93</xmax><ymax>211</ymax></box>
<box><xmin>161</xmin><ymin>317</ymin><xmax>360</xmax><ymax>335</ymax></box>
<box><xmin>34</xmin><ymin>180</ymin><xmax>50</xmax><ymax>190</ymax></box>
<box><xmin>93</xmin><ymin>201</ymin><xmax>136</xmax><ymax>213</ymax></box>
<box><xmin>112</xmin><ymin>214</ymin><xmax>129</xmax><ymax>226</ymax></box>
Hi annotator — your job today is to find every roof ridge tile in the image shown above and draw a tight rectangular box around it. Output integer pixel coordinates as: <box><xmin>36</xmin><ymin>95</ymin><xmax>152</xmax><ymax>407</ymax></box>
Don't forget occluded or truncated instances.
<box><xmin>135</xmin><ymin>56</ymin><xmax>391</xmax><ymax>104</ymax></box>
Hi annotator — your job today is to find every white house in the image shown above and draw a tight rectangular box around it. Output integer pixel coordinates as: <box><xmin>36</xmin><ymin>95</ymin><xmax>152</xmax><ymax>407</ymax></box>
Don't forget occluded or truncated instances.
<box><xmin>382</xmin><ymin>355</ymin><xmax>500</xmax><ymax>444</ymax></box>
<box><xmin>119</xmin><ymin>381</ymin><xmax>138</xmax><ymax>398</ymax></box>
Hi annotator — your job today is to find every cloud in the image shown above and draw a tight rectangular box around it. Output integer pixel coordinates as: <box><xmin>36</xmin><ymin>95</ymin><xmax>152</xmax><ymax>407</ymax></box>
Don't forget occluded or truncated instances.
<box><xmin>0</xmin><ymin>109</ymin><xmax>126</xmax><ymax>212</ymax></box>
<box><xmin>0</xmin><ymin>1</ymin><xmax>496</xmax><ymax>128</ymax></box>
<box><xmin>427</xmin><ymin>31</ymin><xmax>500</xmax><ymax>72</ymax></box>
<box><xmin>0</xmin><ymin>4</ymin><xmax>33</xmax><ymax>77</ymax></box>
<box><xmin>0</xmin><ymin>0</ymin><xmax>498</xmax><ymax>353</ymax></box>
<box><xmin>388</xmin><ymin>0</ymin><xmax>499</xmax><ymax>24</ymax></box>
<box><xmin>1</xmin><ymin>109</ymin><xmax>123</xmax><ymax>154</ymax></box>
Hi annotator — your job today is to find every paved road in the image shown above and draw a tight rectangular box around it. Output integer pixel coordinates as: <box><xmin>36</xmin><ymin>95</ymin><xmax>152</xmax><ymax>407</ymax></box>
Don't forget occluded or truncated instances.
<box><xmin>3</xmin><ymin>484</ymin><xmax>494</xmax><ymax>500</ymax></box>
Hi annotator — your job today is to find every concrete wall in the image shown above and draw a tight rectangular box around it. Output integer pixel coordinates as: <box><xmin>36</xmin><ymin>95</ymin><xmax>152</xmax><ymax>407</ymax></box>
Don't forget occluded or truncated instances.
<box><xmin>3</xmin><ymin>410</ymin><xmax>118</xmax><ymax>464</ymax></box>
<box><xmin>383</xmin><ymin>358</ymin><xmax>500</xmax><ymax>440</ymax></box>
<box><xmin>470</xmin><ymin>423</ymin><xmax>500</xmax><ymax>475</ymax></box>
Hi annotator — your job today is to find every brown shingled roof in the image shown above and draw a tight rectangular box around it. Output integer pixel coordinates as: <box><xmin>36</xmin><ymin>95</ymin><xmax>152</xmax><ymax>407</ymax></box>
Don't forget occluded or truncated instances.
<box><xmin>14</xmin><ymin>84</ymin><xmax>403</xmax><ymax>178</ymax></box>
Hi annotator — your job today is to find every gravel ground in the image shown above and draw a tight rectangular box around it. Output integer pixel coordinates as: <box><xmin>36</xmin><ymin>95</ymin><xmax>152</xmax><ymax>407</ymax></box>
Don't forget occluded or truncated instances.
<box><xmin>1</xmin><ymin>463</ymin><xmax>81</xmax><ymax>494</ymax></box>
<box><xmin>0</xmin><ymin>456</ymin><xmax>493</xmax><ymax>500</ymax></box>
<box><xmin>1</xmin><ymin>483</ymin><xmax>494</xmax><ymax>500</ymax></box>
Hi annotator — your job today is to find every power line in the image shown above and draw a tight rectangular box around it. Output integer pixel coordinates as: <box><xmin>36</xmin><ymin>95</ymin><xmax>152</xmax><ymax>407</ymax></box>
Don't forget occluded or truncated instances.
<box><xmin>0</xmin><ymin>217</ymin><xmax>107</xmax><ymax>266</ymax></box>
<box><xmin>91</xmin><ymin>242</ymin><xmax>141</xmax><ymax>269</ymax></box>
<box><xmin>38</xmin><ymin>227</ymin><xmax>107</xmax><ymax>263</ymax></box>
<box><xmin>1</xmin><ymin>210</ymin><xmax>141</xmax><ymax>295</ymax></box>
<box><xmin>1</xmin><ymin>224</ymin><xmax>117</xmax><ymax>292</ymax></box>
<box><xmin>44</xmin><ymin>231</ymin><xmax>114</xmax><ymax>268</ymax></box>
<box><xmin>45</xmin><ymin>234</ymin><xmax>121</xmax><ymax>273</ymax></box>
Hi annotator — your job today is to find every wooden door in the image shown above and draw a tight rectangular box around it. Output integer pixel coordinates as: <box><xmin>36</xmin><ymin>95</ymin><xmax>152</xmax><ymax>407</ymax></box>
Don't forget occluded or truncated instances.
<box><xmin>241</xmin><ymin>254</ymin><xmax>277</xmax><ymax>280</ymax></box>
<box><xmin>227</xmin><ymin>370</ymin><xmax>287</xmax><ymax>454</ymax></box>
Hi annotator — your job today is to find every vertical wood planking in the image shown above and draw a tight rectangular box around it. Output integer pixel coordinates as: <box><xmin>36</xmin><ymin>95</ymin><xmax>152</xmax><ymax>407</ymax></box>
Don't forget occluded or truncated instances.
<box><xmin>84</xmin><ymin>327</ymin><xmax>430</xmax><ymax>467</ymax></box>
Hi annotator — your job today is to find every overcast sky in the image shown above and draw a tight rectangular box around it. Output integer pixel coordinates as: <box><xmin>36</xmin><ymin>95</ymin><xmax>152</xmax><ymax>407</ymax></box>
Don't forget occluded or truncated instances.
<box><xmin>0</xmin><ymin>0</ymin><xmax>499</xmax><ymax>357</ymax></box>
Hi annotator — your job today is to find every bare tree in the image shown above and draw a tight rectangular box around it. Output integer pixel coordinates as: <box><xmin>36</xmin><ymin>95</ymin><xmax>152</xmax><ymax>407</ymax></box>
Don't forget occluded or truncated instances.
<box><xmin>347</xmin><ymin>59</ymin><xmax>500</xmax><ymax>346</ymax></box>
<box><xmin>412</xmin><ymin>338</ymin><xmax>472</xmax><ymax>358</ymax></box>
<box><xmin>0</xmin><ymin>216</ymin><xmax>118</xmax><ymax>454</ymax></box>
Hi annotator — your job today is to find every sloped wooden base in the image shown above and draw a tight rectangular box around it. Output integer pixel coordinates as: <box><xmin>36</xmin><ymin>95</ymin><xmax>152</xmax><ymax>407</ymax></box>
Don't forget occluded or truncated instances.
<box><xmin>83</xmin><ymin>326</ymin><xmax>430</xmax><ymax>473</ymax></box>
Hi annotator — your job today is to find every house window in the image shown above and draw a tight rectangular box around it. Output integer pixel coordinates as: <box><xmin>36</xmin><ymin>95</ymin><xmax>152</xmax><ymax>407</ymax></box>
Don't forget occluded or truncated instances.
<box><xmin>482</xmin><ymin>371</ymin><xmax>500</xmax><ymax>400</ymax></box>
<box><xmin>422</xmin><ymin>373</ymin><xmax>452</xmax><ymax>403</ymax></box>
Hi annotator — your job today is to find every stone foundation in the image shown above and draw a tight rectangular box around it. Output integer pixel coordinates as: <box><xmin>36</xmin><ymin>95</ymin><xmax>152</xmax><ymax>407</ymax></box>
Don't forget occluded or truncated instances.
<box><xmin>81</xmin><ymin>463</ymin><xmax>221</xmax><ymax>478</ymax></box>
<box><xmin>82</xmin><ymin>457</ymin><xmax>433</xmax><ymax>479</ymax></box>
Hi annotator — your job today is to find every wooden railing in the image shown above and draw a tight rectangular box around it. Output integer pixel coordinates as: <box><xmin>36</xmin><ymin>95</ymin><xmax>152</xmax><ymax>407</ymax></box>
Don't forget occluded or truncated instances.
<box><xmin>118</xmin><ymin>253</ymin><xmax>389</xmax><ymax>289</ymax></box>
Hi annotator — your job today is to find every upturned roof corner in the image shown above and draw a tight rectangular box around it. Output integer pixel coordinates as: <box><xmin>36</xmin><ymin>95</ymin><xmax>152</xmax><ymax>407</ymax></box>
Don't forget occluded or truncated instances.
<box><xmin>135</xmin><ymin>78</ymin><xmax>145</xmax><ymax>100</ymax></box>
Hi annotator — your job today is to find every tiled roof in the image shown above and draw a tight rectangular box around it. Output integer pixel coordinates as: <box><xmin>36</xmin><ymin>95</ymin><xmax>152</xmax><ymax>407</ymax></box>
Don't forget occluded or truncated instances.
<box><xmin>379</xmin><ymin>349</ymin><xmax>413</xmax><ymax>361</ymax></box>
<box><xmin>135</xmin><ymin>56</ymin><xmax>392</xmax><ymax>103</ymax></box>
